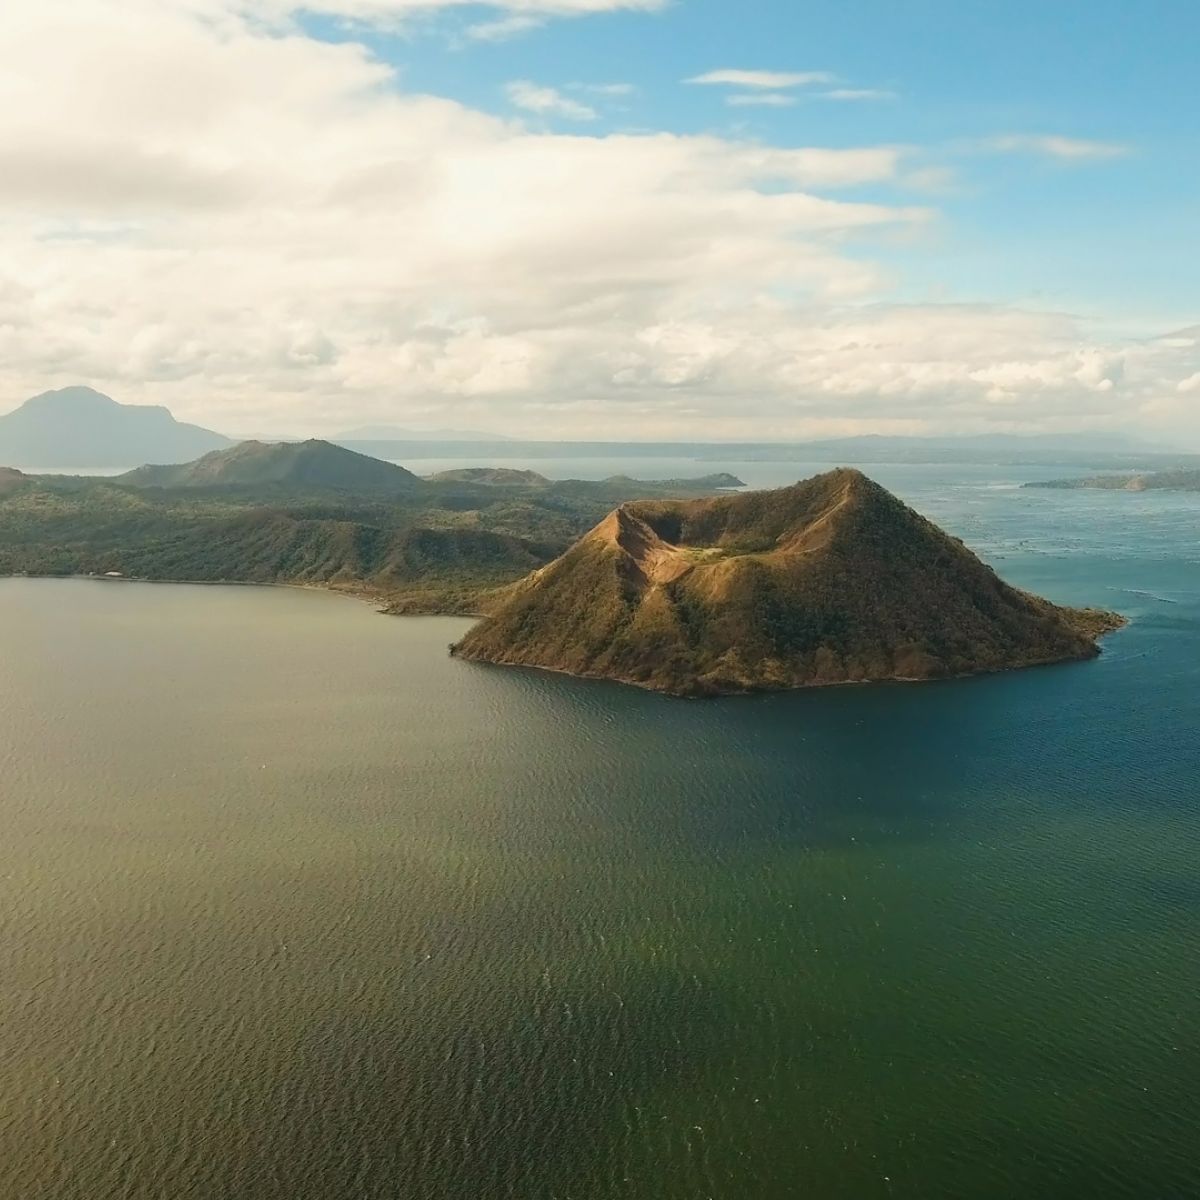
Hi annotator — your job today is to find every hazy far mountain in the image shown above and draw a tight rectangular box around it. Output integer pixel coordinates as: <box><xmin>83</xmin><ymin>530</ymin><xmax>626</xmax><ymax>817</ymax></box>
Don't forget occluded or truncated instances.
<box><xmin>121</xmin><ymin>439</ymin><xmax>423</xmax><ymax>491</ymax></box>
<box><xmin>806</xmin><ymin>431</ymin><xmax>1148</xmax><ymax>451</ymax></box>
<box><xmin>306</xmin><ymin>430</ymin><xmax>1192</xmax><ymax>468</ymax></box>
<box><xmin>734</xmin><ymin>431</ymin><xmax>1169</xmax><ymax>464</ymax></box>
<box><xmin>336</xmin><ymin>425</ymin><xmax>510</xmax><ymax>442</ymax></box>
<box><xmin>0</xmin><ymin>386</ymin><xmax>232</xmax><ymax>468</ymax></box>
<box><xmin>0</xmin><ymin>386</ymin><xmax>234</xmax><ymax>465</ymax></box>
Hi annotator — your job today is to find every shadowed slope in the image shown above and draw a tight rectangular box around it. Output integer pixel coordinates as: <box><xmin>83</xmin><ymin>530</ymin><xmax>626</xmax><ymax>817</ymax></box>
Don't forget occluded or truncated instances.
<box><xmin>453</xmin><ymin>469</ymin><xmax>1125</xmax><ymax>696</ymax></box>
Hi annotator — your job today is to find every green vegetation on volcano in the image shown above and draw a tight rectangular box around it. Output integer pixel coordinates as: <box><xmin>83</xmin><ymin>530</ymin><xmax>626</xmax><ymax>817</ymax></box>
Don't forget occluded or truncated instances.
<box><xmin>453</xmin><ymin>469</ymin><xmax>1124</xmax><ymax>696</ymax></box>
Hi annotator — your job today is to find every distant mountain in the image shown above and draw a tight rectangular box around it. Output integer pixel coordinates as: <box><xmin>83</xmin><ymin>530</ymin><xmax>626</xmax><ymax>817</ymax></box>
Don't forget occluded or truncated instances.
<box><xmin>742</xmin><ymin>431</ymin><xmax>1166</xmax><ymax>463</ymax></box>
<box><xmin>831</xmin><ymin>431</ymin><xmax>1139</xmax><ymax>450</ymax></box>
<box><xmin>428</xmin><ymin>467</ymin><xmax>551</xmax><ymax>486</ymax></box>
<box><xmin>120</xmin><ymin>439</ymin><xmax>423</xmax><ymax>491</ymax></box>
<box><xmin>1026</xmin><ymin>468</ymin><xmax>1200</xmax><ymax>492</ymax></box>
<box><xmin>336</xmin><ymin>425</ymin><xmax>510</xmax><ymax>442</ymax></box>
<box><xmin>302</xmin><ymin>432</ymin><xmax>1196</xmax><ymax>468</ymax></box>
<box><xmin>453</xmin><ymin>468</ymin><xmax>1123</xmax><ymax>696</ymax></box>
<box><xmin>0</xmin><ymin>387</ymin><xmax>232</xmax><ymax>467</ymax></box>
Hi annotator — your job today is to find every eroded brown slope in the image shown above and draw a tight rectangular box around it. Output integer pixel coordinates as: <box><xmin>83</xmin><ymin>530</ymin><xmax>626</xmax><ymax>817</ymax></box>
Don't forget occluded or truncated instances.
<box><xmin>0</xmin><ymin>468</ymin><xmax>25</xmax><ymax>496</ymax></box>
<box><xmin>452</xmin><ymin>469</ymin><xmax>1124</xmax><ymax>696</ymax></box>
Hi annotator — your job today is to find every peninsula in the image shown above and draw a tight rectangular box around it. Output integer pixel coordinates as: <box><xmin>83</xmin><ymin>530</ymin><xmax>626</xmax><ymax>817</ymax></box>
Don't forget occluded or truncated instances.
<box><xmin>1026</xmin><ymin>469</ymin><xmax>1200</xmax><ymax>493</ymax></box>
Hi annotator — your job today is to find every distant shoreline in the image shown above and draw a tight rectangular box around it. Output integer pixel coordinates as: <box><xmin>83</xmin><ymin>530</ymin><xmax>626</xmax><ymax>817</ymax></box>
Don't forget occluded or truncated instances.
<box><xmin>0</xmin><ymin>572</ymin><xmax>493</xmax><ymax>623</ymax></box>
<box><xmin>0</xmin><ymin>572</ymin><xmax>387</xmax><ymax>609</ymax></box>
<box><xmin>1</xmin><ymin>571</ymin><xmax>1128</xmax><ymax>699</ymax></box>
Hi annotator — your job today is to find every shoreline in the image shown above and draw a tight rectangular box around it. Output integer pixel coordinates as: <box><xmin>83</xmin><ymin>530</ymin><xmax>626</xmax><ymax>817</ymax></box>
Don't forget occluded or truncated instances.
<box><xmin>3</xmin><ymin>572</ymin><xmax>1128</xmax><ymax>700</ymax></box>
<box><xmin>452</xmin><ymin>616</ymin><xmax>1130</xmax><ymax>700</ymax></box>
<box><xmin>0</xmin><ymin>571</ymin><xmax>492</xmax><ymax>620</ymax></box>
<box><xmin>0</xmin><ymin>572</ymin><xmax>397</xmax><ymax>612</ymax></box>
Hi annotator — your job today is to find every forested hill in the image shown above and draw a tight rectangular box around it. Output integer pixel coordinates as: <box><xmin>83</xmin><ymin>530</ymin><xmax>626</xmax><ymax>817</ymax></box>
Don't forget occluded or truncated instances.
<box><xmin>121</xmin><ymin>439</ymin><xmax>423</xmax><ymax>491</ymax></box>
<box><xmin>0</xmin><ymin>462</ymin><xmax>740</xmax><ymax>612</ymax></box>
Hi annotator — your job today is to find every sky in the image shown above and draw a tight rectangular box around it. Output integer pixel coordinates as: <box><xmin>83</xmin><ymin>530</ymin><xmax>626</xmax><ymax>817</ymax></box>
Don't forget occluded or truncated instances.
<box><xmin>0</xmin><ymin>0</ymin><xmax>1197</xmax><ymax>440</ymax></box>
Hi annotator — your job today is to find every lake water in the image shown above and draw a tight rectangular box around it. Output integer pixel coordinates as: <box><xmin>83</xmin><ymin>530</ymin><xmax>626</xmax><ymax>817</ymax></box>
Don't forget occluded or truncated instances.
<box><xmin>2</xmin><ymin>463</ymin><xmax>1199</xmax><ymax>1199</ymax></box>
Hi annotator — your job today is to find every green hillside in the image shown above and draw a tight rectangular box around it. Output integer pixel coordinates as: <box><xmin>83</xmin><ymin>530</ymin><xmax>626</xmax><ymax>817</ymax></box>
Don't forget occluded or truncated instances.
<box><xmin>0</xmin><ymin>460</ymin><xmax>735</xmax><ymax>610</ymax></box>
<box><xmin>121</xmin><ymin>439</ymin><xmax>423</xmax><ymax>492</ymax></box>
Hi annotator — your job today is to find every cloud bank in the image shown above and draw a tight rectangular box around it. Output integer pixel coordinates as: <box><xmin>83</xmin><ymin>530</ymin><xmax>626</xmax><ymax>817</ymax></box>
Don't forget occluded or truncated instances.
<box><xmin>0</xmin><ymin>1</ymin><xmax>1191</xmax><ymax>438</ymax></box>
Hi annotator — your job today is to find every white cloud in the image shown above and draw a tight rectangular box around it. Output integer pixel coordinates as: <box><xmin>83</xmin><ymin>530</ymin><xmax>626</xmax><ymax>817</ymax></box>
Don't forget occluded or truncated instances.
<box><xmin>822</xmin><ymin>88</ymin><xmax>896</xmax><ymax>102</ymax></box>
<box><xmin>0</xmin><ymin>0</ymin><xmax>1192</xmax><ymax>440</ymax></box>
<box><xmin>505</xmin><ymin>81</ymin><xmax>596</xmax><ymax>120</ymax></box>
<box><xmin>249</xmin><ymin>0</ymin><xmax>665</xmax><ymax>19</ymax></box>
<box><xmin>465</xmin><ymin>14</ymin><xmax>542</xmax><ymax>40</ymax></box>
<box><xmin>1178</xmin><ymin>372</ymin><xmax>1200</xmax><ymax>394</ymax></box>
<box><xmin>726</xmin><ymin>93</ymin><xmax>796</xmax><ymax>108</ymax></box>
<box><xmin>572</xmin><ymin>82</ymin><xmax>636</xmax><ymax>96</ymax></box>
<box><xmin>686</xmin><ymin>69</ymin><xmax>835</xmax><ymax>89</ymax></box>
<box><xmin>986</xmin><ymin>134</ymin><xmax>1130</xmax><ymax>161</ymax></box>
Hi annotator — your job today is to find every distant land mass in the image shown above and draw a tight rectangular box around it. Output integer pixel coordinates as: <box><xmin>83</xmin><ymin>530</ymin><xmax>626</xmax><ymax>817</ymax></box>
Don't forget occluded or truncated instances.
<box><xmin>0</xmin><ymin>387</ymin><xmax>232</xmax><ymax>468</ymax></box>
<box><xmin>0</xmin><ymin>444</ymin><xmax>738</xmax><ymax>612</ymax></box>
<box><xmin>453</xmin><ymin>469</ymin><xmax>1124</xmax><ymax>696</ymax></box>
<box><xmin>425</xmin><ymin>468</ymin><xmax>745</xmax><ymax>490</ymax></box>
<box><xmin>333</xmin><ymin>432</ymin><xmax>1198</xmax><ymax>470</ymax></box>
<box><xmin>335</xmin><ymin>425</ymin><xmax>510</xmax><ymax>442</ymax></box>
<box><xmin>604</xmin><ymin>472</ymin><xmax>745</xmax><ymax>490</ymax></box>
<box><xmin>121</xmin><ymin>439</ymin><xmax>422</xmax><ymax>492</ymax></box>
<box><xmin>1026</xmin><ymin>469</ymin><xmax>1200</xmax><ymax>492</ymax></box>
<box><xmin>7</xmin><ymin>386</ymin><xmax>1192</xmax><ymax>473</ymax></box>
<box><xmin>427</xmin><ymin>467</ymin><xmax>551</xmax><ymax>486</ymax></box>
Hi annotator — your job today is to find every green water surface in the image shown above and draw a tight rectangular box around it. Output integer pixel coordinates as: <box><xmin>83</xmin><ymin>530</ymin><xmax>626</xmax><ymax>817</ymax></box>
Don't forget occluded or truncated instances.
<box><xmin>1</xmin><ymin>467</ymin><xmax>1198</xmax><ymax>1199</ymax></box>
